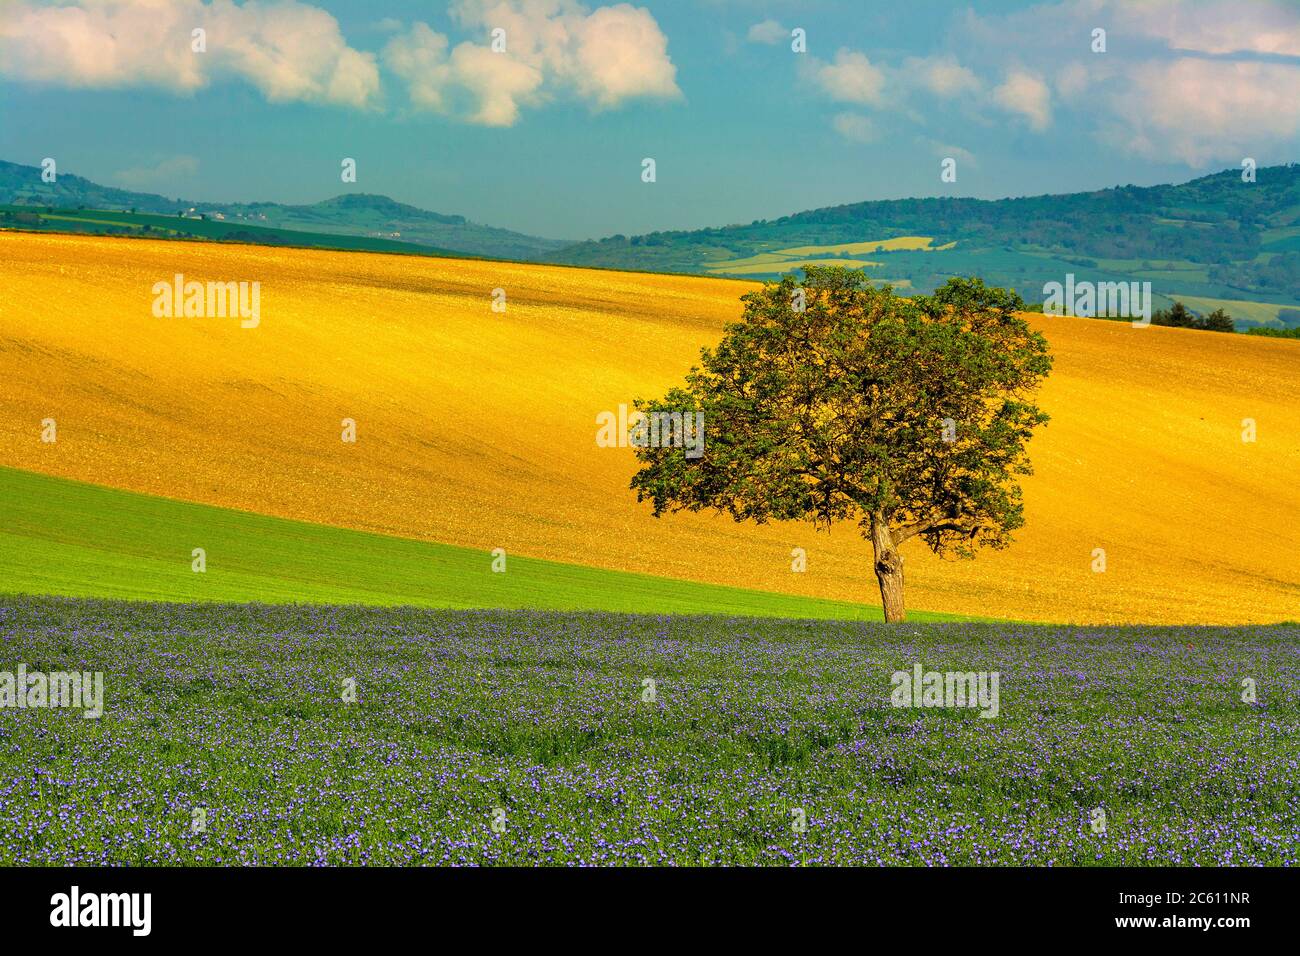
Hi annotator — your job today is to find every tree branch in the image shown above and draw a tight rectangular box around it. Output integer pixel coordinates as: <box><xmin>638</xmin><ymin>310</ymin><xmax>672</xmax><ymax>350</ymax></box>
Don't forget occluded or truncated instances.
<box><xmin>892</xmin><ymin>517</ymin><xmax>991</xmax><ymax>545</ymax></box>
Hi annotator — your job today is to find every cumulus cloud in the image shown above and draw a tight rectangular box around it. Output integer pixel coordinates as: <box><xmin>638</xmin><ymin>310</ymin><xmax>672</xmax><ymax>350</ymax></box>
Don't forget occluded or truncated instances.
<box><xmin>958</xmin><ymin>0</ymin><xmax>1300</xmax><ymax>165</ymax></box>
<box><xmin>801</xmin><ymin>49</ymin><xmax>992</xmax><ymax>141</ymax></box>
<box><xmin>795</xmin><ymin>0</ymin><xmax>1299</xmax><ymax>165</ymax></box>
<box><xmin>1114</xmin><ymin>0</ymin><xmax>1300</xmax><ymax>57</ymax></box>
<box><xmin>385</xmin><ymin>0</ymin><xmax>681</xmax><ymax>126</ymax></box>
<box><xmin>802</xmin><ymin>49</ymin><xmax>1000</xmax><ymax>144</ymax></box>
<box><xmin>746</xmin><ymin>19</ymin><xmax>786</xmax><ymax>45</ymax></box>
<box><xmin>0</xmin><ymin>0</ymin><xmax>380</xmax><ymax>108</ymax></box>
<box><xmin>904</xmin><ymin>55</ymin><xmax>982</xmax><ymax>98</ymax></box>
<box><xmin>384</xmin><ymin>22</ymin><xmax>543</xmax><ymax>125</ymax></box>
<box><xmin>565</xmin><ymin>3</ymin><xmax>680</xmax><ymax>108</ymax></box>
<box><xmin>0</xmin><ymin>0</ymin><xmax>679</xmax><ymax>126</ymax></box>
<box><xmin>1106</xmin><ymin>59</ymin><xmax>1300</xmax><ymax>166</ymax></box>
<box><xmin>992</xmin><ymin>70</ymin><xmax>1052</xmax><ymax>130</ymax></box>
<box><xmin>1044</xmin><ymin>1</ymin><xmax>1300</xmax><ymax>164</ymax></box>
<box><xmin>806</xmin><ymin>48</ymin><xmax>887</xmax><ymax>107</ymax></box>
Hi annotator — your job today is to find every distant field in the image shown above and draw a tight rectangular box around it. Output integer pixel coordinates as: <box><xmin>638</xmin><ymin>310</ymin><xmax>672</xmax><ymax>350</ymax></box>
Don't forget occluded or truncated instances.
<box><xmin>1175</xmin><ymin>295</ymin><xmax>1297</xmax><ymax>328</ymax></box>
<box><xmin>0</xmin><ymin>205</ymin><xmax>463</xmax><ymax>258</ymax></box>
<box><xmin>0</xmin><ymin>466</ymin><xmax>933</xmax><ymax>620</ymax></box>
<box><xmin>774</xmin><ymin>236</ymin><xmax>953</xmax><ymax>255</ymax></box>
<box><xmin>2</xmin><ymin>232</ymin><xmax>1298</xmax><ymax>624</ymax></box>
<box><xmin>1261</xmin><ymin>225</ymin><xmax>1300</xmax><ymax>252</ymax></box>
<box><xmin>707</xmin><ymin>257</ymin><xmax>882</xmax><ymax>275</ymax></box>
<box><xmin>1</xmin><ymin>596</ymin><xmax>1294</xmax><ymax>865</ymax></box>
<box><xmin>704</xmin><ymin>236</ymin><xmax>949</xmax><ymax>277</ymax></box>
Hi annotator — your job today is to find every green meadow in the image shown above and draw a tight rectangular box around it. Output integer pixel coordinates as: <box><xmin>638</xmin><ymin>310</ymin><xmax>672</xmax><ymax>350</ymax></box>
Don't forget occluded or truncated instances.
<box><xmin>0</xmin><ymin>466</ymin><xmax>965</xmax><ymax>621</ymax></box>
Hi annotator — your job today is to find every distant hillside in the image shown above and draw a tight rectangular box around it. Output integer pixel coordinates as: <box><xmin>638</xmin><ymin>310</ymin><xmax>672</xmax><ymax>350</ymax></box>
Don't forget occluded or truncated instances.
<box><xmin>0</xmin><ymin>160</ymin><xmax>567</xmax><ymax>260</ymax></box>
<box><xmin>4</xmin><ymin>158</ymin><xmax>1299</xmax><ymax>325</ymax></box>
<box><xmin>552</xmin><ymin>164</ymin><xmax>1300</xmax><ymax>324</ymax></box>
<box><xmin>0</xmin><ymin>204</ymin><xmax>468</xmax><ymax>259</ymax></box>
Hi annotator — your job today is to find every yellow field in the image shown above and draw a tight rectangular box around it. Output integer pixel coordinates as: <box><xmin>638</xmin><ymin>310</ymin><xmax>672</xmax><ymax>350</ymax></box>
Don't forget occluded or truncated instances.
<box><xmin>702</xmin><ymin>251</ymin><xmax>792</xmax><ymax>269</ymax></box>
<box><xmin>1</xmin><ymin>232</ymin><xmax>1298</xmax><ymax>623</ymax></box>
<box><xmin>704</xmin><ymin>236</ymin><xmax>953</xmax><ymax>276</ymax></box>
<box><xmin>706</xmin><ymin>257</ymin><xmax>882</xmax><ymax>275</ymax></box>
<box><xmin>774</xmin><ymin>237</ymin><xmax>955</xmax><ymax>255</ymax></box>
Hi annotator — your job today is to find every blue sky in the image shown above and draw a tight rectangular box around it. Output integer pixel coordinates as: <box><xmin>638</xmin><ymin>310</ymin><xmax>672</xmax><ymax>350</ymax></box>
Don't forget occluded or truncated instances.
<box><xmin>2</xmin><ymin>0</ymin><xmax>1298</xmax><ymax>240</ymax></box>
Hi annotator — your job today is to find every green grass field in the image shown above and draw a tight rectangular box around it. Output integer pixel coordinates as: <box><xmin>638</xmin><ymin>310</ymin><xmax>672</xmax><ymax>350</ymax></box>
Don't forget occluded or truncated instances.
<box><xmin>0</xmin><ymin>466</ymin><xmax>965</xmax><ymax>621</ymax></box>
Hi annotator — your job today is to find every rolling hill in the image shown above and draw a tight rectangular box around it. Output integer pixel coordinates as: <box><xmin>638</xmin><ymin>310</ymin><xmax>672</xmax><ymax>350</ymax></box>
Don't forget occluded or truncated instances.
<box><xmin>1</xmin><ymin>232</ymin><xmax>1297</xmax><ymax>624</ymax></box>
<box><xmin>5</xmin><ymin>158</ymin><xmax>1300</xmax><ymax>325</ymax></box>
<box><xmin>553</xmin><ymin>164</ymin><xmax>1300</xmax><ymax>322</ymax></box>
<box><xmin>0</xmin><ymin>203</ymin><xmax>469</xmax><ymax>258</ymax></box>
<box><xmin>0</xmin><ymin>159</ymin><xmax>567</xmax><ymax>260</ymax></box>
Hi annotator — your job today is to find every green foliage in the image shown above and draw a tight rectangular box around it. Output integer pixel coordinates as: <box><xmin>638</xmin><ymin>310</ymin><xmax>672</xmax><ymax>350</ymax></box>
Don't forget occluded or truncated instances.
<box><xmin>1200</xmin><ymin>308</ymin><xmax>1237</xmax><ymax>333</ymax></box>
<box><xmin>1153</xmin><ymin>301</ymin><xmax>1196</xmax><ymax>328</ymax></box>
<box><xmin>1245</xmin><ymin>326</ymin><xmax>1300</xmax><ymax>339</ymax></box>
<box><xmin>1150</xmin><ymin>301</ymin><xmax>1238</xmax><ymax>333</ymax></box>
<box><xmin>630</xmin><ymin>268</ymin><xmax>1052</xmax><ymax>560</ymax></box>
<box><xmin>1210</xmin><ymin>251</ymin><xmax>1300</xmax><ymax>295</ymax></box>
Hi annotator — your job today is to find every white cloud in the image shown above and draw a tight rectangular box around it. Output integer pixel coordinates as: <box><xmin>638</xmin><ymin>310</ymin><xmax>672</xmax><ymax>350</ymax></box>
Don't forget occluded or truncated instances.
<box><xmin>0</xmin><ymin>0</ymin><xmax>380</xmax><ymax>109</ymax></box>
<box><xmin>800</xmin><ymin>48</ymin><xmax>992</xmax><ymax>141</ymax></box>
<box><xmin>0</xmin><ymin>0</ymin><xmax>681</xmax><ymax>127</ymax></box>
<box><xmin>382</xmin><ymin>23</ymin><xmax>454</xmax><ymax>113</ymax></box>
<box><xmin>992</xmin><ymin>70</ymin><xmax>1052</xmax><ymax>130</ymax></box>
<box><xmin>832</xmin><ymin>112</ymin><xmax>876</xmax><ymax>143</ymax></box>
<box><xmin>451</xmin><ymin>43</ymin><xmax>546</xmax><ymax>126</ymax></box>
<box><xmin>807</xmin><ymin>48</ymin><xmax>887</xmax><ymax>107</ymax></box>
<box><xmin>904</xmin><ymin>55</ymin><xmax>982</xmax><ymax>98</ymax></box>
<box><xmin>566</xmin><ymin>3</ymin><xmax>680</xmax><ymax>108</ymax></box>
<box><xmin>384</xmin><ymin>22</ymin><xmax>545</xmax><ymax>125</ymax></box>
<box><xmin>799</xmin><ymin>1</ymin><xmax>1300</xmax><ymax>157</ymax></box>
<box><xmin>1055</xmin><ymin>61</ymin><xmax>1091</xmax><ymax>98</ymax></box>
<box><xmin>1114</xmin><ymin>0</ymin><xmax>1300</xmax><ymax>57</ymax></box>
<box><xmin>385</xmin><ymin>0</ymin><xmax>680</xmax><ymax>125</ymax></box>
<box><xmin>1108</xmin><ymin>59</ymin><xmax>1300</xmax><ymax>166</ymax></box>
<box><xmin>957</xmin><ymin>0</ymin><xmax>1300</xmax><ymax>165</ymax></box>
<box><xmin>746</xmin><ymin>19</ymin><xmax>785</xmax><ymax>45</ymax></box>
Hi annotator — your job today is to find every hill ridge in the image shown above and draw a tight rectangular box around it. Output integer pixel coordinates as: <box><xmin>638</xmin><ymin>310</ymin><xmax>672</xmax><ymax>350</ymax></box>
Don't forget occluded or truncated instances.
<box><xmin>4</xmin><ymin>158</ymin><xmax>1299</xmax><ymax>313</ymax></box>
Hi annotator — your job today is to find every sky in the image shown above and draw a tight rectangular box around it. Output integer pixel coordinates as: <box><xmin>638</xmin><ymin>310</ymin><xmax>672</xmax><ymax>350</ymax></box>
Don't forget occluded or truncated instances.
<box><xmin>1</xmin><ymin>0</ymin><xmax>1299</xmax><ymax>240</ymax></box>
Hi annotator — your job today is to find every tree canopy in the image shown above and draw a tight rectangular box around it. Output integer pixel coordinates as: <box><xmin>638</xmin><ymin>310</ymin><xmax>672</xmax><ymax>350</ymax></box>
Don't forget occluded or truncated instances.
<box><xmin>630</xmin><ymin>266</ymin><xmax>1053</xmax><ymax>621</ymax></box>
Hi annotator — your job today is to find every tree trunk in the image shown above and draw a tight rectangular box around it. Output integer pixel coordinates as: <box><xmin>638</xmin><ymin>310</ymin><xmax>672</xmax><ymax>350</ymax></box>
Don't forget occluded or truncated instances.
<box><xmin>871</xmin><ymin>515</ymin><xmax>906</xmax><ymax>623</ymax></box>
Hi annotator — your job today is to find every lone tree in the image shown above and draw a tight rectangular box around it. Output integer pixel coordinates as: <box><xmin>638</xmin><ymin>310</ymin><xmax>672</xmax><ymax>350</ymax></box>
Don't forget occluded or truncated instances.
<box><xmin>629</xmin><ymin>266</ymin><xmax>1052</xmax><ymax>622</ymax></box>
